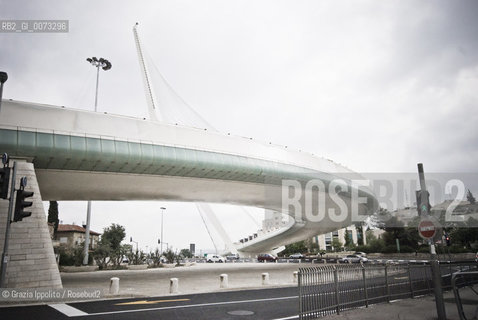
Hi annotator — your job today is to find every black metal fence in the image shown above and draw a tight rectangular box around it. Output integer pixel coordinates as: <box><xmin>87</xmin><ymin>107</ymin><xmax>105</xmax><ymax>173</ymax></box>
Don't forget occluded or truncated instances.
<box><xmin>298</xmin><ymin>262</ymin><xmax>478</xmax><ymax>319</ymax></box>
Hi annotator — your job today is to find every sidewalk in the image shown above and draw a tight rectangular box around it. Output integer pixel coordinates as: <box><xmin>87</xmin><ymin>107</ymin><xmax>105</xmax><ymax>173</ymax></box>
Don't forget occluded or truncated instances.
<box><xmin>327</xmin><ymin>287</ymin><xmax>478</xmax><ymax>320</ymax></box>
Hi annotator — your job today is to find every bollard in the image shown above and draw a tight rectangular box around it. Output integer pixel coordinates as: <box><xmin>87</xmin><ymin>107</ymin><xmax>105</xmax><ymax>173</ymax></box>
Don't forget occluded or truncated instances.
<box><xmin>109</xmin><ymin>277</ymin><xmax>120</xmax><ymax>294</ymax></box>
<box><xmin>170</xmin><ymin>278</ymin><xmax>179</xmax><ymax>294</ymax></box>
<box><xmin>293</xmin><ymin>271</ymin><xmax>298</xmax><ymax>283</ymax></box>
<box><xmin>220</xmin><ymin>274</ymin><xmax>228</xmax><ymax>288</ymax></box>
<box><xmin>262</xmin><ymin>272</ymin><xmax>269</xmax><ymax>285</ymax></box>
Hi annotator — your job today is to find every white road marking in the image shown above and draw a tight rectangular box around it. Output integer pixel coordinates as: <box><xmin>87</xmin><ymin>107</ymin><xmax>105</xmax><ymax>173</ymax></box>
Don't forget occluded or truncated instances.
<box><xmin>49</xmin><ymin>303</ymin><xmax>89</xmax><ymax>317</ymax></box>
<box><xmin>271</xmin><ymin>316</ymin><xmax>299</xmax><ymax>320</ymax></box>
<box><xmin>69</xmin><ymin>295</ymin><xmax>299</xmax><ymax>317</ymax></box>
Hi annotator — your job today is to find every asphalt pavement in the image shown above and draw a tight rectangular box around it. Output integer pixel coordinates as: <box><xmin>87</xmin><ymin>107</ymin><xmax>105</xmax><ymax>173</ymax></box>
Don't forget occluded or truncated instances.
<box><xmin>0</xmin><ymin>262</ymin><xmax>476</xmax><ymax>320</ymax></box>
<box><xmin>1</xmin><ymin>287</ymin><xmax>299</xmax><ymax>320</ymax></box>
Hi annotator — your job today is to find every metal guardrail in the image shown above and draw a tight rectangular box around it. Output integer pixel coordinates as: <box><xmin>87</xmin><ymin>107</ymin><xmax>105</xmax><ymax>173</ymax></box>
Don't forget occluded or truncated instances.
<box><xmin>452</xmin><ymin>271</ymin><xmax>478</xmax><ymax>320</ymax></box>
<box><xmin>299</xmin><ymin>262</ymin><xmax>478</xmax><ymax>319</ymax></box>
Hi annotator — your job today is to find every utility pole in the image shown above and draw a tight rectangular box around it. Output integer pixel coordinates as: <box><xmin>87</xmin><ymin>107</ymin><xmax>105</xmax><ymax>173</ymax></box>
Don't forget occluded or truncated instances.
<box><xmin>160</xmin><ymin>207</ymin><xmax>166</xmax><ymax>255</ymax></box>
<box><xmin>416</xmin><ymin>163</ymin><xmax>446</xmax><ymax>320</ymax></box>
<box><xmin>0</xmin><ymin>72</ymin><xmax>8</xmax><ymax>113</ymax></box>
<box><xmin>0</xmin><ymin>158</ymin><xmax>16</xmax><ymax>287</ymax></box>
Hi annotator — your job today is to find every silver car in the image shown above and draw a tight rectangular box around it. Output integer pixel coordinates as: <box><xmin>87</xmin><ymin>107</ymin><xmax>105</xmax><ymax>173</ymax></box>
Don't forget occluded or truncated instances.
<box><xmin>339</xmin><ymin>254</ymin><xmax>368</xmax><ymax>263</ymax></box>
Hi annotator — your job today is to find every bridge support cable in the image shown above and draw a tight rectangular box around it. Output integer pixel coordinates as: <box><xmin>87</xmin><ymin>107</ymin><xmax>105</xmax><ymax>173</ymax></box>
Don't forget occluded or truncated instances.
<box><xmin>240</xmin><ymin>207</ymin><xmax>261</xmax><ymax>228</ymax></box>
<box><xmin>133</xmin><ymin>23</ymin><xmax>214</xmax><ymax>130</ymax></box>
<box><xmin>196</xmin><ymin>203</ymin><xmax>238</xmax><ymax>255</ymax></box>
<box><xmin>196</xmin><ymin>204</ymin><xmax>219</xmax><ymax>254</ymax></box>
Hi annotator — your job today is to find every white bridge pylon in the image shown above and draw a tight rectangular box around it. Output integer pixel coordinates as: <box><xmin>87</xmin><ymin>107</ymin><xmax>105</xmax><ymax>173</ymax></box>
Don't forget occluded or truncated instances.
<box><xmin>134</xmin><ymin>23</ymin><xmax>261</xmax><ymax>255</ymax></box>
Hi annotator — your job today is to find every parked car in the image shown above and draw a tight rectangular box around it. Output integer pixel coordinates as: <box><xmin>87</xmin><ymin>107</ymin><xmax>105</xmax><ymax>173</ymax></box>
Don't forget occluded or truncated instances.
<box><xmin>206</xmin><ymin>254</ymin><xmax>225</xmax><ymax>263</ymax></box>
<box><xmin>226</xmin><ymin>254</ymin><xmax>240</xmax><ymax>261</ymax></box>
<box><xmin>257</xmin><ymin>253</ymin><xmax>277</xmax><ymax>262</ymax></box>
<box><xmin>354</xmin><ymin>252</ymin><xmax>367</xmax><ymax>257</ymax></box>
<box><xmin>289</xmin><ymin>253</ymin><xmax>304</xmax><ymax>259</ymax></box>
<box><xmin>339</xmin><ymin>254</ymin><xmax>368</xmax><ymax>263</ymax></box>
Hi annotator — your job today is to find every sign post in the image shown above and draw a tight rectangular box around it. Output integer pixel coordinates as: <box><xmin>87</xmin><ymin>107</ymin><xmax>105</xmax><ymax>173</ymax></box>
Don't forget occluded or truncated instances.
<box><xmin>0</xmin><ymin>161</ymin><xmax>16</xmax><ymax>287</ymax></box>
<box><xmin>416</xmin><ymin>163</ymin><xmax>446</xmax><ymax>320</ymax></box>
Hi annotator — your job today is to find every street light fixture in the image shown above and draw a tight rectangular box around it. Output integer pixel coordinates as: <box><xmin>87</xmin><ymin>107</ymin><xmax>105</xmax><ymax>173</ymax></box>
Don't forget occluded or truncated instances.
<box><xmin>160</xmin><ymin>207</ymin><xmax>166</xmax><ymax>255</ymax></box>
<box><xmin>0</xmin><ymin>71</ymin><xmax>8</xmax><ymax>113</ymax></box>
<box><xmin>85</xmin><ymin>57</ymin><xmax>112</xmax><ymax>111</ymax></box>
<box><xmin>83</xmin><ymin>57</ymin><xmax>112</xmax><ymax>266</ymax></box>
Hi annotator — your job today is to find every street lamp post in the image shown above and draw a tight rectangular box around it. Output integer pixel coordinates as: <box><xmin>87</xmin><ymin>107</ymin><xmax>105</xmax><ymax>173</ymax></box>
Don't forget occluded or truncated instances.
<box><xmin>83</xmin><ymin>57</ymin><xmax>112</xmax><ymax>266</ymax></box>
<box><xmin>0</xmin><ymin>71</ymin><xmax>8</xmax><ymax>113</ymax></box>
<box><xmin>160</xmin><ymin>207</ymin><xmax>166</xmax><ymax>255</ymax></box>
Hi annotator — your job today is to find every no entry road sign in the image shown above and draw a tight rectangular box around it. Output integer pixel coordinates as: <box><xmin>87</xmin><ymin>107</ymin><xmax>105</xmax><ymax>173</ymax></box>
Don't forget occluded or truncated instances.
<box><xmin>418</xmin><ymin>219</ymin><xmax>437</xmax><ymax>239</ymax></box>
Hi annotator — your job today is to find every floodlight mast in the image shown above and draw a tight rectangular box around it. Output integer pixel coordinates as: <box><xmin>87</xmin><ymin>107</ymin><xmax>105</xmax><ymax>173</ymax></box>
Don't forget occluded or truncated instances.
<box><xmin>83</xmin><ymin>57</ymin><xmax>112</xmax><ymax>265</ymax></box>
<box><xmin>86</xmin><ymin>57</ymin><xmax>112</xmax><ymax>111</ymax></box>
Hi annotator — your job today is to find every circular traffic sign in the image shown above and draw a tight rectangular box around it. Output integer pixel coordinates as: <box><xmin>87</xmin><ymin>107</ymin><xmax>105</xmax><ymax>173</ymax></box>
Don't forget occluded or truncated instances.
<box><xmin>418</xmin><ymin>219</ymin><xmax>436</xmax><ymax>239</ymax></box>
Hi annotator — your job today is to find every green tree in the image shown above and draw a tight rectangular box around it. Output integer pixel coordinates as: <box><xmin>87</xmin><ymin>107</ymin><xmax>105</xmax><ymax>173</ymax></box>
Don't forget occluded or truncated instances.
<box><xmin>101</xmin><ymin>223</ymin><xmax>126</xmax><ymax>267</ymax></box>
<box><xmin>127</xmin><ymin>249</ymin><xmax>146</xmax><ymax>265</ymax></box>
<box><xmin>163</xmin><ymin>248</ymin><xmax>176</xmax><ymax>264</ymax></box>
<box><xmin>356</xmin><ymin>223</ymin><xmax>364</xmax><ymax>246</ymax></box>
<box><xmin>467</xmin><ymin>190</ymin><xmax>476</xmax><ymax>204</ymax></box>
<box><xmin>58</xmin><ymin>246</ymin><xmax>84</xmax><ymax>266</ymax></box>
<box><xmin>449</xmin><ymin>218</ymin><xmax>478</xmax><ymax>249</ymax></box>
<box><xmin>48</xmin><ymin>201</ymin><xmax>59</xmax><ymax>235</ymax></box>
<box><xmin>344</xmin><ymin>230</ymin><xmax>353</xmax><ymax>250</ymax></box>
<box><xmin>92</xmin><ymin>240</ymin><xmax>111</xmax><ymax>269</ymax></box>
<box><xmin>367</xmin><ymin>238</ymin><xmax>386</xmax><ymax>253</ymax></box>
<box><xmin>381</xmin><ymin>216</ymin><xmax>420</xmax><ymax>250</ymax></box>
<box><xmin>331</xmin><ymin>238</ymin><xmax>343</xmax><ymax>252</ymax></box>
<box><xmin>149</xmin><ymin>248</ymin><xmax>162</xmax><ymax>267</ymax></box>
<box><xmin>281</xmin><ymin>241</ymin><xmax>308</xmax><ymax>256</ymax></box>
<box><xmin>366</xmin><ymin>229</ymin><xmax>377</xmax><ymax>242</ymax></box>
<box><xmin>180</xmin><ymin>249</ymin><xmax>193</xmax><ymax>258</ymax></box>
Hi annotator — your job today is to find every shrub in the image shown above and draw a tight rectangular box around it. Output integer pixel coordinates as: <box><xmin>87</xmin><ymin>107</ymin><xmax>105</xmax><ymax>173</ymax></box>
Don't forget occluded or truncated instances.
<box><xmin>58</xmin><ymin>246</ymin><xmax>85</xmax><ymax>266</ymax></box>
<box><xmin>399</xmin><ymin>245</ymin><xmax>415</xmax><ymax>253</ymax></box>
<box><xmin>382</xmin><ymin>245</ymin><xmax>398</xmax><ymax>254</ymax></box>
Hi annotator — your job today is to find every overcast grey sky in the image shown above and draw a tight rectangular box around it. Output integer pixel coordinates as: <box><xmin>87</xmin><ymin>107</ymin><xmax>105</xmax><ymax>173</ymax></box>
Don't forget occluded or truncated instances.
<box><xmin>1</xmin><ymin>1</ymin><xmax>477</xmax><ymax>252</ymax></box>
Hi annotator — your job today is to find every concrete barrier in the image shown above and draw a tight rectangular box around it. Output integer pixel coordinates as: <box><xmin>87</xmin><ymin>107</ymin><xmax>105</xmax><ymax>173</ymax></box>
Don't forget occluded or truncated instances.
<box><xmin>293</xmin><ymin>271</ymin><xmax>298</xmax><ymax>283</ymax></box>
<box><xmin>109</xmin><ymin>277</ymin><xmax>119</xmax><ymax>294</ymax></box>
<box><xmin>262</xmin><ymin>272</ymin><xmax>269</xmax><ymax>285</ymax></box>
<box><xmin>220</xmin><ymin>274</ymin><xmax>228</xmax><ymax>288</ymax></box>
<box><xmin>170</xmin><ymin>278</ymin><xmax>179</xmax><ymax>294</ymax></box>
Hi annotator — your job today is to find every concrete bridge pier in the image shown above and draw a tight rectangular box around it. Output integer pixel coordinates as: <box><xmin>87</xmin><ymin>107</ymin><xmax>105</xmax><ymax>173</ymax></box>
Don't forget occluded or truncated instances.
<box><xmin>0</xmin><ymin>160</ymin><xmax>62</xmax><ymax>288</ymax></box>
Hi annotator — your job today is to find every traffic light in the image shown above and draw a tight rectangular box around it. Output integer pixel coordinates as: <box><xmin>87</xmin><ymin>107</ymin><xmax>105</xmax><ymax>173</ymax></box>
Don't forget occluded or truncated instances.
<box><xmin>0</xmin><ymin>153</ymin><xmax>9</xmax><ymax>199</ymax></box>
<box><xmin>13</xmin><ymin>177</ymin><xmax>34</xmax><ymax>222</ymax></box>
<box><xmin>415</xmin><ymin>190</ymin><xmax>431</xmax><ymax>215</ymax></box>
<box><xmin>0</xmin><ymin>167</ymin><xmax>10</xmax><ymax>199</ymax></box>
<box><xmin>445</xmin><ymin>233</ymin><xmax>451</xmax><ymax>246</ymax></box>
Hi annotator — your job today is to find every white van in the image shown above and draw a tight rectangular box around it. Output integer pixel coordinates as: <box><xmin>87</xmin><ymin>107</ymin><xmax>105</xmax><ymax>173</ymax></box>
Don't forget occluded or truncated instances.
<box><xmin>206</xmin><ymin>254</ymin><xmax>225</xmax><ymax>263</ymax></box>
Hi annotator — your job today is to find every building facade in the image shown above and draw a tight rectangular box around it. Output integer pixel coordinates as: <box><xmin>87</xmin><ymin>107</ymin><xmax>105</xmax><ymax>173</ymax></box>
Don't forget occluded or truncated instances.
<box><xmin>56</xmin><ymin>224</ymin><xmax>101</xmax><ymax>250</ymax></box>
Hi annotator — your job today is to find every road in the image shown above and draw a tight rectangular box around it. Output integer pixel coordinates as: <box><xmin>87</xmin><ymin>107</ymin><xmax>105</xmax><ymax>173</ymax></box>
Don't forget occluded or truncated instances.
<box><xmin>61</xmin><ymin>262</ymin><xmax>302</xmax><ymax>297</ymax></box>
<box><xmin>0</xmin><ymin>287</ymin><xmax>299</xmax><ymax>320</ymax></box>
<box><xmin>1</xmin><ymin>261</ymin><xmax>470</xmax><ymax>319</ymax></box>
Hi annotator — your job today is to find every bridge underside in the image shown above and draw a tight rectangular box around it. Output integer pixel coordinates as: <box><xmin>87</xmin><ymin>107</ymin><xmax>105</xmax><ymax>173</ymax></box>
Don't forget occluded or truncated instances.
<box><xmin>36</xmin><ymin>168</ymin><xmax>372</xmax><ymax>254</ymax></box>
